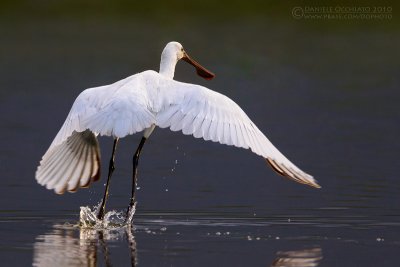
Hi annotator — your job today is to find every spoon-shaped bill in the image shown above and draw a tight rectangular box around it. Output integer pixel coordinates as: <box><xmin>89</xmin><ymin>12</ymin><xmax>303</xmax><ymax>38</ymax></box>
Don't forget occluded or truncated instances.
<box><xmin>182</xmin><ymin>53</ymin><xmax>215</xmax><ymax>80</ymax></box>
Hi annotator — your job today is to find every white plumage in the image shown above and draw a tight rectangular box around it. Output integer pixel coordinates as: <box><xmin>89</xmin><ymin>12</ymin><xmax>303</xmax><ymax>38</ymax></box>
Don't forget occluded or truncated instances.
<box><xmin>36</xmin><ymin>41</ymin><xmax>320</xmax><ymax>195</ymax></box>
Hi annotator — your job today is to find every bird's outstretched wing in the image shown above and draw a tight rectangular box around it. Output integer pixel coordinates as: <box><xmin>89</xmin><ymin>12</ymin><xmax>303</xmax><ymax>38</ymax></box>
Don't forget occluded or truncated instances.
<box><xmin>49</xmin><ymin>75</ymin><xmax>155</xmax><ymax>149</ymax></box>
<box><xmin>36</xmin><ymin>130</ymin><xmax>100</xmax><ymax>194</ymax></box>
<box><xmin>156</xmin><ymin>79</ymin><xmax>320</xmax><ymax>188</ymax></box>
<box><xmin>36</xmin><ymin>74</ymin><xmax>155</xmax><ymax>193</ymax></box>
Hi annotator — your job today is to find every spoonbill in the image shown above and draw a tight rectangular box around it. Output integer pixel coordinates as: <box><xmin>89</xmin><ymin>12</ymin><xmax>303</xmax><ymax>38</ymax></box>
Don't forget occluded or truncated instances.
<box><xmin>36</xmin><ymin>41</ymin><xmax>320</xmax><ymax>220</ymax></box>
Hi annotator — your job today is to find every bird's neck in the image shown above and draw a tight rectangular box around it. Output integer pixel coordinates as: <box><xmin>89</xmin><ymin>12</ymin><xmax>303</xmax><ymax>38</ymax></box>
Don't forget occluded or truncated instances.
<box><xmin>159</xmin><ymin>54</ymin><xmax>177</xmax><ymax>79</ymax></box>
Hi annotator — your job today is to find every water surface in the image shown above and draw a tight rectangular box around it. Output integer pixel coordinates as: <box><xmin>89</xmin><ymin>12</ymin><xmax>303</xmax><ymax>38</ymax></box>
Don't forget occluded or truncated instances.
<box><xmin>0</xmin><ymin>9</ymin><xmax>399</xmax><ymax>266</ymax></box>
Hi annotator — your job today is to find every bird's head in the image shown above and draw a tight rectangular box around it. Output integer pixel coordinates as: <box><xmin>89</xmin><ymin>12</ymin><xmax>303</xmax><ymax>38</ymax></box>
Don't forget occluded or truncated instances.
<box><xmin>162</xmin><ymin>41</ymin><xmax>215</xmax><ymax>80</ymax></box>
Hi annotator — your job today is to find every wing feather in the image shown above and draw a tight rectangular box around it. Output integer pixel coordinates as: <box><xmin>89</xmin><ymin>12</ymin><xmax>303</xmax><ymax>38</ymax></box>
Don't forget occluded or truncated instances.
<box><xmin>223</xmin><ymin>122</ymin><xmax>231</xmax><ymax>146</ymax></box>
<box><xmin>235</xmin><ymin>122</ymin><xmax>247</xmax><ymax>148</ymax></box>
<box><xmin>182</xmin><ymin>114</ymin><xmax>195</xmax><ymax>135</ymax></box>
<box><xmin>48</xmin><ymin>73</ymin><xmax>156</xmax><ymax>151</ymax></box>
<box><xmin>38</xmin><ymin>138</ymin><xmax>73</xmax><ymax>184</ymax></box>
<box><xmin>228</xmin><ymin>123</ymin><xmax>235</xmax><ymax>146</ymax></box>
<box><xmin>51</xmin><ymin>133</ymin><xmax>86</xmax><ymax>192</ymax></box>
<box><xmin>36</xmin><ymin>72</ymin><xmax>158</xmax><ymax>193</ymax></box>
<box><xmin>36</xmin><ymin>130</ymin><xmax>101</xmax><ymax>194</ymax></box>
<box><xmin>156</xmin><ymin>79</ymin><xmax>320</xmax><ymax>188</ymax></box>
<box><xmin>201</xmin><ymin>118</ymin><xmax>212</xmax><ymax>141</ymax></box>
<box><xmin>191</xmin><ymin>115</ymin><xmax>204</xmax><ymax>138</ymax></box>
<box><xmin>66</xmin><ymin>138</ymin><xmax>88</xmax><ymax>192</ymax></box>
<box><xmin>79</xmin><ymin>146</ymin><xmax>93</xmax><ymax>188</ymax></box>
<box><xmin>41</xmin><ymin>139</ymin><xmax>78</xmax><ymax>187</ymax></box>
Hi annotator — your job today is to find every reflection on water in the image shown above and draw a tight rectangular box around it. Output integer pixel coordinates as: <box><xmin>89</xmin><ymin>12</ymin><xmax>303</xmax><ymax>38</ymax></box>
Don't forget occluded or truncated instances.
<box><xmin>1</xmin><ymin>4</ymin><xmax>399</xmax><ymax>266</ymax></box>
<box><xmin>32</xmin><ymin>220</ymin><xmax>324</xmax><ymax>267</ymax></box>
<box><xmin>272</xmin><ymin>248</ymin><xmax>322</xmax><ymax>267</ymax></box>
<box><xmin>33</xmin><ymin>225</ymin><xmax>137</xmax><ymax>267</ymax></box>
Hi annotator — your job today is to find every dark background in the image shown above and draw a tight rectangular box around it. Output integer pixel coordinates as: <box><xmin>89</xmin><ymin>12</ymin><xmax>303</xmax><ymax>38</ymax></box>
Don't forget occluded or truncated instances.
<box><xmin>0</xmin><ymin>1</ymin><xmax>399</xmax><ymax>266</ymax></box>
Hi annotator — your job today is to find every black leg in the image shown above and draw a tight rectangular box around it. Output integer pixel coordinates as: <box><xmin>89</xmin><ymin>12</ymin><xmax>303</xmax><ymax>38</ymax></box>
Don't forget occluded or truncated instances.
<box><xmin>126</xmin><ymin>137</ymin><xmax>147</xmax><ymax>220</ymax></box>
<box><xmin>126</xmin><ymin>227</ymin><xmax>137</xmax><ymax>266</ymax></box>
<box><xmin>98</xmin><ymin>231</ymin><xmax>112</xmax><ymax>267</ymax></box>
<box><xmin>97</xmin><ymin>138</ymin><xmax>119</xmax><ymax>220</ymax></box>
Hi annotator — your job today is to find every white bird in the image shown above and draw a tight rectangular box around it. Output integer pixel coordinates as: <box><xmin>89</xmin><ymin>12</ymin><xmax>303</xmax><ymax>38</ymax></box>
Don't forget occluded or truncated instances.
<box><xmin>36</xmin><ymin>41</ymin><xmax>320</xmax><ymax>220</ymax></box>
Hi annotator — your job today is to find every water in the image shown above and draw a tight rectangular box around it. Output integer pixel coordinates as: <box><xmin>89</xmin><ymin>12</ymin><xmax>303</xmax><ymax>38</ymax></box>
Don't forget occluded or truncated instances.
<box><xmin>1</xmin><ymin>8</ymin><xmax>399</xmax><ymax>267</ymax></box>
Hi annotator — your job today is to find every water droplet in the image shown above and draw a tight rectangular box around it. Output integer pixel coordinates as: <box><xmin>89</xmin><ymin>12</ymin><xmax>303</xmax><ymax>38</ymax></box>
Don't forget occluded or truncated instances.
<box><xmin>247</xmin><ymin>236</ymin><xmax>252</xmax><ymax>241</ymax></box>
<box><xmin>136</xmin><ymin>187</ymin><xmax>141</xmax><ymax>190</ymax></box>
<box><xmin>275</xmin><ymin>236</ymin><xmax>280</xmax><ymax>240</ymax></box>
<box><xmin>288</xmin><ymin>218</ymin><xmax>291</xmax><ymax>222</ymax></box>
<box><xmin>160</xmin><ymin>227</ymin><xmax>167</xmax><ymax>231</ymax></box>
<box><xmin>256</xmin><ymin>237</ymin><xmax>260</xmax><ymax>240</ymax></box>
<box><xmin>225</xmin><ymin>231</ymin><xmax>230</xmax><ymax>235</ymax></box>
<box><xmin>216</xmin><ymin>232</ymin><xmax>221</xmax><ymax>236</ymax></box>
<box><xmin>165</xmin><ymin>189</ymin><xmax>169</xmax><ymax>192</ymax></box>
<box><xmin>175</xmin><ymin>159</ymin><xmax>178</xmax><ymax>164</ymax></box>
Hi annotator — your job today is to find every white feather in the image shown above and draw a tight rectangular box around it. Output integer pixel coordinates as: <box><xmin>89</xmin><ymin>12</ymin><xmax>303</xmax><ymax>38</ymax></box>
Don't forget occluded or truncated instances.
<box><xmin>36</xmin><ymin>44</ymin><xmax>319</xmax><ymax>193</ymax></box>
<box><xmin>155</xmin><ymin>78</ymin><xmax>320</xmax><ymax>188</ymax></box>
<box><xmin>36</xmin><ymin>130</ymin><xmax>100</xmax><ymax>194</ymax></box>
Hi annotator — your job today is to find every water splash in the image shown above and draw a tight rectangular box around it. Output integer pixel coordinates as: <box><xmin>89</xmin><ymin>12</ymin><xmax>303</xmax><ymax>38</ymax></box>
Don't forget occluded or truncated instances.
<box><xmin>79</xmin><ymin>202</ymin><xmax>136</xmax><ymax>229</ymax></box>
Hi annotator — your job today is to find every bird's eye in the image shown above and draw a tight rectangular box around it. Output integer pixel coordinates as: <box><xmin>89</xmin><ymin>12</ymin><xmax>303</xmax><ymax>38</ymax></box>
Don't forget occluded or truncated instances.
<box><xmin>181</xmin><ymin>48</ymin><xmax>184</xmax><ymax>52</ymax></box>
